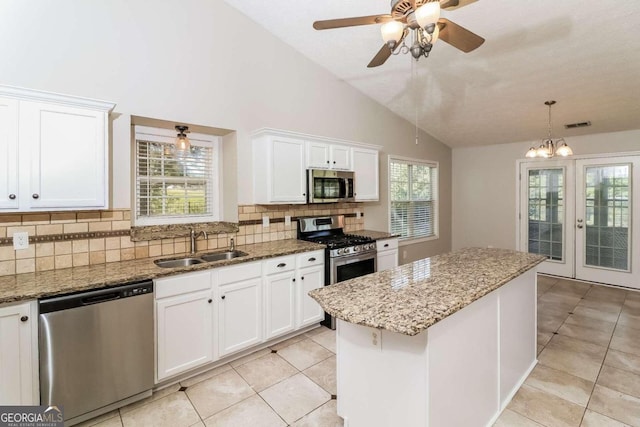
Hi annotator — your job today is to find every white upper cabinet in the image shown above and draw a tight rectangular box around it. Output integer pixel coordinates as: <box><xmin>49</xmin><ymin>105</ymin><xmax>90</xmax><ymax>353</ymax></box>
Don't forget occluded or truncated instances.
<box><xmin>253</xmin><ymin>134</ymin><xmax>307</xmax><ymax>204</ymax></box>
<box><xmin>252</xmin><ymin>128</ymin><xmax>380</xmax><ymax>205</ymax></box>
<box><xmin>352</xmin><ymin>147</ymin><xmax>380</xmax><ymax>201</ymax></box>
<box><xmin>0</xmin><ymin>85</ymin><xmax>115</xmax><ymax>212</ymax></box>
<box><xmin>306</xmin><ymin>141</ymin><xmax>352</xmax><ymax>170</ymax></box>
<box><xmin>0</xmin><ymin>97</ymin><xmax>19</xmax><ymax>210</ymax></box>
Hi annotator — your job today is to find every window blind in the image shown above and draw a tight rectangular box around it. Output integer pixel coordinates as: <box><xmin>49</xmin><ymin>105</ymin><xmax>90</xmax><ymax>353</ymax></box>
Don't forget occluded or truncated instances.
<box><xmin>389</xmin><ymin>158</ymin><xmax>438</xmax><ymax>240</ymax></box>
<box><xmin>136</xmin><ymin>140</ymin><xmax>214</xmax><ymax>220</ymax></box>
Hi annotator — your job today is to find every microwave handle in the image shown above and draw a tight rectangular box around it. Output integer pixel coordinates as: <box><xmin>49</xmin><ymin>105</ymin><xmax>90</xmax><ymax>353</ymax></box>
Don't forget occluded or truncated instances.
<box><xmin>339</xmin><ymin>178</ymin><xmax>346</xmax><ymax>198</ymax></box>
<box><xmin>345</xmin><ymin>177</ymin><xmax>354</xmax><ymax>198</ymax></box>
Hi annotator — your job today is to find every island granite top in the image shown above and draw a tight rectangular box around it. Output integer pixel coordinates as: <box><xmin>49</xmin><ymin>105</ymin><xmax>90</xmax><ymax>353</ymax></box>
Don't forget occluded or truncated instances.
<box><xmin>0</xmin><ymin>239</ymin><xmax>324</xmax><ymax>304</ymax></box>
<box><xmin>309</xmin><ymin>247</ymin><xmax>545</xmax><ymax>336</ymax></box>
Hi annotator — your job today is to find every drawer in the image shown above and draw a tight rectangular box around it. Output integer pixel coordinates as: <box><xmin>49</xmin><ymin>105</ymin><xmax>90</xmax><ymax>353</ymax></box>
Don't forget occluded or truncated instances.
<box><xmin>297</xmin><ymin>250</ymin><xmax>324</xmax><ymax>269</ymax></box>
<box><xmin>264</xmin><ymin>255</ymin><xmax>296</xmax><ymax>275</ymax></box>
<box><xmin>217</xmin><ymin>260</ymin><xmax>262</xmax><ymax>286</ymax></box>
<box><xmin>377</xmin><ymin>238</ymin><xmax>398</xmax><ymax>252</ymax></box>
<box><xmin>155</xmin><ymin>270</ymin><xmax>212</xmax><ymax>299</ymax></box>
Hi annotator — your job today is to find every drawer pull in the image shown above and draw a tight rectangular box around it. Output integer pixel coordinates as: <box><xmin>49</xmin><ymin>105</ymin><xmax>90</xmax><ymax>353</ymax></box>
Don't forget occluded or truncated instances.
<box><xmin>221</xmin><ymin>295</ymin><xmax>226</xmax><ymax>300</ymax></box>
<box><xmin>277</xmin><ymin>263</ymin><xmax>286</xmax><ymax>268</ymax></box>
<box><xmin>301</xmin><ymin>276</ymin><xmax>304</xmax><ymax>280</ymax></box>
<box><xmin>20</xmin><ymin>316</ymin><xmax>28</xmax><ymax>322</ymax></box>
<box><xmin>384</xmin><ymin>244</ymin><xmax>389</xmax><ymax>248</ymax></box>
<box><xmin>293</xmin><ymin>278</ymin><xmax>296</xmax><ymax>282</ymax></box>
<box><xmin>32</xmin><ymin>193</ymin><xmax>39</xmax><ymax>199</ymax></box>
<box><xmin>208</xmin><ymin>299</ymin><xmax>212</xmax><ymax>303</ymax></box>
<box><xmin>308</xmin><ymin>257</ymin><xmax>316</xmax><ymax>262</ymax></box>
<box><xmin>9</xmin><ymin>194</ymin><xmax>16</xmax><ymax>200</ymax></box>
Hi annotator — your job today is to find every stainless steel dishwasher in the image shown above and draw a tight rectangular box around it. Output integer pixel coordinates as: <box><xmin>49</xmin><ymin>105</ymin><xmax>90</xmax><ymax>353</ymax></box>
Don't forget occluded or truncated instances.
<box><xmin>39</xmin><ymin>280</ymin><xmax>154</xmax><ymax>426</ymax></box>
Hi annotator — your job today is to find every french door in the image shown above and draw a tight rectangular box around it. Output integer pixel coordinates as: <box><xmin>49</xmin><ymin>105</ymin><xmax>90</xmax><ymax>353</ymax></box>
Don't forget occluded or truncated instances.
<box><xmin>519</xmin><ymin>155</ymin><xmax>640</xmax><ymax>288</ymax></box>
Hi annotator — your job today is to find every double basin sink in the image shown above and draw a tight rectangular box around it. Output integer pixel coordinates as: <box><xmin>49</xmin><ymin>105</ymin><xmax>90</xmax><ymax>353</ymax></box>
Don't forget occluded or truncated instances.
<box><xmin>154</xmin><ymin>250</ymin><xmax>248</xmax><ymax>268</ymax></box>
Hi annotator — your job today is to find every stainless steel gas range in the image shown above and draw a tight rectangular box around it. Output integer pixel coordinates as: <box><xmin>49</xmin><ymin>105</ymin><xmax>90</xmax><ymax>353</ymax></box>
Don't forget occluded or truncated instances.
<box><xmin>298</xmin><ymin>215</ymin><xmax>376</xmax><ymax>328</ymax></box>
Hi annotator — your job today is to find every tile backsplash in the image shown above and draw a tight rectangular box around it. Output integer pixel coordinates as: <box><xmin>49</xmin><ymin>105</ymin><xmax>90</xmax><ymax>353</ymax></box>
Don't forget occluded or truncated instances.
<box><xmin>0</xmin><ymin>203</ymin><xmax>364</xmax><ymax>276</ymax></box>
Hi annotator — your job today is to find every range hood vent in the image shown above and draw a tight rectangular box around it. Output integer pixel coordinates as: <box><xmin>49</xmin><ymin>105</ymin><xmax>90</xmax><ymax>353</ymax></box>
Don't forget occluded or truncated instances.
<box><xmin>564</xmin><ymin>121</ymin><xmax>592</xmax><ymax>129</ymax></box>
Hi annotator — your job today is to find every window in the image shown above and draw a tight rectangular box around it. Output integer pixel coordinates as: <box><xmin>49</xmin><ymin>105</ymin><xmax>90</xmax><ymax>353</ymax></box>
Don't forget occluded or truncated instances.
<box><xmin>134</xmin><ymin>126</ymin><xmax>221</xmax><ymax>226</ymax></box>
<box><xmin>389</xmin><ymin>157</ymin><xmax>438</xmax><ymax>241</ymax></box>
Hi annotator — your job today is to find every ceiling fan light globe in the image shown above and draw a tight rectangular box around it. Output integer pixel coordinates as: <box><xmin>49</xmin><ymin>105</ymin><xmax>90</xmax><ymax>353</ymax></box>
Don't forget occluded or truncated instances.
<box><xmin>431</xmin><ymin>24</ymin><xmax>440</xmax><ymax>44</ymax></box>
<box><xmin>176</xmin><ymin>136</ymin><xmax>190</xmax><ymax>152</ymax></box>
<box><xmin>381</xmin><ymin>20</ymin><xmax>405</xmax><ymax>44</ymax></box>
<box><xmin>415</xmin><ymin>1</ymin><xmax>441</xmax><ymax>29</ymax></box>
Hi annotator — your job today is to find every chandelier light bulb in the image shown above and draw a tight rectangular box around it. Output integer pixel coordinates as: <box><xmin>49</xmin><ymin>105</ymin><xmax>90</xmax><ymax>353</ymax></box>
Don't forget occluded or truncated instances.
<box><xmin>415</xmin><ymin>1</ymin><xmax>441</xmax><ymax>29</ymax></box>
<box><xmin>175</xmin><ymin>125</ymin><xmax>191</xmax><ymax>152</ymax></box>
<box><xmin>525</xmin><ymin>147</ymin><xmax>538</xmax><ymax>158</ymax></box>
<box><xmin>555</xmin><ymin>141</ymin><xmax>573</xmax><ymax>157</ymax></box>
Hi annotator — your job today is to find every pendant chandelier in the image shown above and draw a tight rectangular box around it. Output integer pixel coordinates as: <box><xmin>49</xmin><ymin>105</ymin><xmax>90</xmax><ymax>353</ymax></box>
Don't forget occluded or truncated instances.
<box><xmin>525</xmin><ymin>101</ymin><xmax>573</xmax><ymax>159</ymax></box>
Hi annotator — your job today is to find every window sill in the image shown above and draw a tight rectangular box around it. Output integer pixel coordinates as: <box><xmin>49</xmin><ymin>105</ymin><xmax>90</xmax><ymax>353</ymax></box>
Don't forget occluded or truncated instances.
<box><xmin>398</xmin><ymin>235</ymin><xmax>439</xmax><ymax>246</ymax></box>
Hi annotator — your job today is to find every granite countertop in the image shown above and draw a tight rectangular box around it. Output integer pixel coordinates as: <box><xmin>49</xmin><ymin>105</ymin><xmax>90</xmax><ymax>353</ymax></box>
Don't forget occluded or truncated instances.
<box><xmin>309</xmin><ymin>247</ymin><xmax>545</xmax><ymax>336</ymax></box>
<box><xmin>0</xmin><ymin>239</ymin><xmax>324</xmax><ymax>304</ymax></box>
<box><xmin>352</xmin><ymin>230</ymin><xmax>398</xmax><ymax>240</ymax></box>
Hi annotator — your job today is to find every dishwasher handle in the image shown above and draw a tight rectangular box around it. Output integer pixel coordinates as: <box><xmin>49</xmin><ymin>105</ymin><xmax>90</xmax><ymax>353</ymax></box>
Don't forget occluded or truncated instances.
<box><xmin>82</xmin><ymin>292</ymin><xmax>121</xmax><ymax>305</ymax></box>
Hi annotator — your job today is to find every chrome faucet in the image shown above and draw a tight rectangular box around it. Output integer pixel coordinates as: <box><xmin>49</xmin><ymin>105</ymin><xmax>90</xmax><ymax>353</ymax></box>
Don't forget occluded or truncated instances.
<box><xmin>229</xmin><ymin>237</ymin><xmax>235</xmax><ymax>252</ymax></box>
<box><xmin>189</xmin><ymin>229</ymin><xmax>207</xmax><ymax>255</ymax></box>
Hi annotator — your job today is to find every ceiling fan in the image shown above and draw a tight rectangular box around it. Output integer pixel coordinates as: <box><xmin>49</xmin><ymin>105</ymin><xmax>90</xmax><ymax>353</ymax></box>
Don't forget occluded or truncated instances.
<box><xmin>313</xmin><ymin>0</ymin><xmax>485</xmax><ymax>67</ymax></box>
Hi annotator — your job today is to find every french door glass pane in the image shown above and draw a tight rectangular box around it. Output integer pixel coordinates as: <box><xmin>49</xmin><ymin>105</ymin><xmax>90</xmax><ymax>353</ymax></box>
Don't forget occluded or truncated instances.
<box><xmin>584</xmin><ymin>165</ymin><xmax>630</xmax><ymax>270</ymax></box>
<box><xmin>528</xmin><ymin>169</ymin><xmax>564</xmax><ymax>261</ymax></box>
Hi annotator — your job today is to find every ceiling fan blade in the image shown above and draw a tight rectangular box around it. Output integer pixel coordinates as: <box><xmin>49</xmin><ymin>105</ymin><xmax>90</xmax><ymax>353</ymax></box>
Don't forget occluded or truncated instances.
<box><xmin>367</xmin><ymin>45</ymin><xmax>393</xmax><ymax>68</ymax></box>
<box><xmin>437</xmin><ymin>18</ymin><xmax>485</xmax><ymax>52</ymax></box>
<box><xmin>313</xmin><ymin>14</ymin><xmax>394</xmax><ymax>30</ymax></box>
<box><xmin>367</xmin><ymin>33</ymin><xmax>406</xmax><ymax>68</ymax></box>
<box><xmin>440</xmin><ymin>0</ymin><xmax>479</xmax><ymax>11</ymax></box>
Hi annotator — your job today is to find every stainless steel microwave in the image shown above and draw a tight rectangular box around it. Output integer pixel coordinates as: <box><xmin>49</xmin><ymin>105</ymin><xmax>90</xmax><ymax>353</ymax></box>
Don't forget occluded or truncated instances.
<box><xmin>307</xmin><ymin>169</ymin><xmax>355</xmax><ymax>203</ymax></box>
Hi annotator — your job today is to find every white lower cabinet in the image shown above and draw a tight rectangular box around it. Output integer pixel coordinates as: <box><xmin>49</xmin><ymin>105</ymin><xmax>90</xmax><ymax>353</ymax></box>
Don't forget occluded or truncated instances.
<box><xmin>216</xmin><ymin>261</ymin><xmax>263</xmax><ymax>358</ymax></box>
<box><xmin>296</xmin><ymin>251</ymin><xmax>325</xmax><ymax>328</ymax></box>
<box><xmin>377</xmin><ymin>238</ymin><xmax>399</xmax><ymax>271</ymax></box>
<box><xmin>155</xmin><ymin>271</ymin><xmax>214</xmax><ymax>382</ymax></box>
<box><xmin>264</xmin><ymin>256</ymin><xmax>297</xmax><ymax>340</ymax></box>
<box><xmin>0</xmin><ymin>300</ymin><xmax>38</xmax><ymax>405</ymax></box>
<box><xmin>154</xmin><ymin>250</ymin><xmax>325</xmax><ymax>381</ymax></box>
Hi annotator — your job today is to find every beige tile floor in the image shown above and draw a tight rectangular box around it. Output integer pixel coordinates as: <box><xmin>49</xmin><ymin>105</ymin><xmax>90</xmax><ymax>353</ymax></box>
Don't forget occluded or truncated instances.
<box><xmin>77</xmin><ymin>327</ymin><xmax>342</xmax><ymax>427</ymax></box>
<box><xmin>78</xmin><ymin>274</ymin><xmax>640</xmax><ymax>427</ymax></box>
<box><xmin>495</xmin><ymin>274</ymin><xmax>640</xmax><ymax>427</ymax></box>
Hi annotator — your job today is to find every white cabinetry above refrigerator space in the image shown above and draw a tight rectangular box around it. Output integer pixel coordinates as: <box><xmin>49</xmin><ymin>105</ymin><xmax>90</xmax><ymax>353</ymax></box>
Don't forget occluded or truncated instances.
<box><xmin>0</xmin><ymin>86</ymin><xmax>115</xmax><ymax>212</ymax></box>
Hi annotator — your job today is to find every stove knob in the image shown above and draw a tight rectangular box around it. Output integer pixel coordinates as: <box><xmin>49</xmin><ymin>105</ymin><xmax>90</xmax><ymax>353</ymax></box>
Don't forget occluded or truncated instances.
<box><xmin>337</xmin><ymin>248</ymin><xmax>344</xmax><ymax>255</ymax></box>
<box><xmin>365</xmin><ymin>244</ymin><xmax>371</xmax><ymax>250</ymax></box>
<box><xmin>353</xmin><ymin>246</ymin><xmax>360</xmax><ymax>252</ymax></box>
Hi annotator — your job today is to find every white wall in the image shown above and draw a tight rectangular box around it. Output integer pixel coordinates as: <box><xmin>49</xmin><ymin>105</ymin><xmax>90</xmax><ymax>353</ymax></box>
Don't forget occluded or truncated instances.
<box><xmin>452</xmin><ymin>129</ymin><xmax>640</xmax><ymax>250</ymax></box>
<box><xmin>0</xmin><ymin>0</ymin><xmax>451</xmax><ymax>259</ymax></box>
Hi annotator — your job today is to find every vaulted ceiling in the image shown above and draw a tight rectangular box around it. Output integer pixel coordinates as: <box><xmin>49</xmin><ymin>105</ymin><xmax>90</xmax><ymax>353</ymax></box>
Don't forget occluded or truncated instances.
<box><xmin>223</xmin><ymin>0</ymin><xmax>640</xmax><ymax>148</ymax></box>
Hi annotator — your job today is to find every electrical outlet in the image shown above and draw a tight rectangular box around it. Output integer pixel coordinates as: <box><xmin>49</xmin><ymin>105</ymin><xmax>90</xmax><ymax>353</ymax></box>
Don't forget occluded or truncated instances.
<box><xmin>355</xmin><ymin>211</ymin><xmax>361</xmax><ymax>218</ymax></box>
<box><xmin>262</xmin><ymin>216</ymin><xmax>270</xmax><ymax>228</ymax></box>
<box><xmin>13</xmin><ymin>231</ymin><xmax>29</xmax><ymax>250</ymax></box>
<box><xmin>284</xmin><ymin>215</ymin><xmax>291</xmax><ymax>226</ymax></box>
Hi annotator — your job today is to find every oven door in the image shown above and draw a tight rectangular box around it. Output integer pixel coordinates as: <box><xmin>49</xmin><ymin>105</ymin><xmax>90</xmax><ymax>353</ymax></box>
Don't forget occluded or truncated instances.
<box><xmin>329</xmin><ymin>252</ymin><xmax>377</xmax><ymax>285</ymax></box>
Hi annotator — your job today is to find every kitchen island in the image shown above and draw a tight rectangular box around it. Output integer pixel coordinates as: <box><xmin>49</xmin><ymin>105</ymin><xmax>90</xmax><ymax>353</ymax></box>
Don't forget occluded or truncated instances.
<box><xmin>309</xmin><ymin>247</ymin><xmax>545</xmax><ymax>427</ymax></box>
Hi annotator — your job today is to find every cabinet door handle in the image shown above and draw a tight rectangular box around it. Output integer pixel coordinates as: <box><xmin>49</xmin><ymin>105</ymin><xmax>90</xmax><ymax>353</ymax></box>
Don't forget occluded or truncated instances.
<box><xmin>292</xmin><ymin>278</ymin><xmax>296</xmax><ymax>282</ymax></box>
<box><xmin>308</xmin><ymin>257</ymin><xmax>316</xmax><ymax>262</ymax></box>
<box><xmin>32</xmin><ymin>193</ymin><xmax>39</xmax><ymax>199</ymax></box>
<box><xmin>384</xmin><ymin>244</ymin><xmax>389</xmax><ymax>248</ymax></box>
<box><xmin>221</xmin><ymin>295</ymin><xmax>226</xmax><ymax>300</ymax></box>
<box><xmin>208</xmin><ymin>299</ymin><xmax>212</xmax><ymax>303</ymax></box>
<box><xmin>277</xmin><ymin>263</ymin><xmax>286</xmax><ymax>268</ymax></box>
<box><xmin>326</xmin><ymin>160</ymin><xmax>330</xmax><ymax>164</ymax></box>
<box><xmin>8</xmin><ymin>194</ymin><xmax>16</xmax><ymax>200</ymax></box>
<box><xmin>302</xmin><ymin>193</ymin><xmax>306</xmax><ymax>197</ymax></box>
<box><xmin>301</xmin><ymin>276</ymin><xmax>304</xmax><ymax>280</ymax></box>
<box><xmin>20</xmin><ymin>316</ymin><xmax>29</xmax><ymax>322</ymax></box>
<box><xmin>333</xmin><ymin>161</ymin><xmax>336</xmax><ymax>164</ymax></box>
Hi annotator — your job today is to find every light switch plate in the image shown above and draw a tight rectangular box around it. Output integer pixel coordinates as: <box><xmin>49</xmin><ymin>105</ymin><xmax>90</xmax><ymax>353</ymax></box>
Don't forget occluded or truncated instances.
<box><xmin>284</xmin><ymin>215</ymin><xmax>291</xmax><ymax>226</ymax></box>
<box><xmin>262</xmin><ymin>216</ymin><xmax>270</xmax><ymax>227</ymax></box>
<box><xmin>13</xmin><ymin>231</ymin><xmax>29</xmax><ymax>250</ymax></box>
